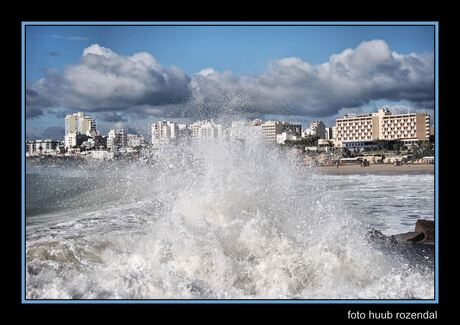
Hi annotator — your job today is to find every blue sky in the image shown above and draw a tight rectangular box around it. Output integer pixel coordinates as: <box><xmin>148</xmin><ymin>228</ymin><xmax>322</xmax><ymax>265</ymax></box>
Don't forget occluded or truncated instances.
<box><xmin>25</xmin><ymin>23</ymin><xmax>436</xmax><ymax>140</ymax></box>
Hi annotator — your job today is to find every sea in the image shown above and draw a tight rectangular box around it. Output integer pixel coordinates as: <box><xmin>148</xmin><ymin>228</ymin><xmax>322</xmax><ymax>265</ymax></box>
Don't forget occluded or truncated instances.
<box><xmin>24</xmin><ymin>137</ymin><xmax>435</xmax><ymax>300</ymax></box>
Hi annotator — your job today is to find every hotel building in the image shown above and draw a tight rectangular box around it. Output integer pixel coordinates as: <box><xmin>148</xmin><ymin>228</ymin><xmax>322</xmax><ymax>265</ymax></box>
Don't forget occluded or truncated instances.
<box><xmin>335</xmin><ymin>108</ymin><xmax>430</xmax><ymax>149</ymax></box>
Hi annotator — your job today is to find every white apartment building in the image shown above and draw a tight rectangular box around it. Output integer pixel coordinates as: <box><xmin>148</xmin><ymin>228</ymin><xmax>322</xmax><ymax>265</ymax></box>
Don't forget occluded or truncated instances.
<box><xmin>127</xmin><ymin>134</ymin><xmax>145</xmax><ymax>147</ymax></box>
<box><xmin>261</xmin><ymin>121</ymin><xmax>302</xmax><ymax>142</ymax></box>
<box><xmin>26</xmin><ymin>139</ymin><xmax>63</xmax><ymax>156</ymax></box>
<box><xmin>64</xmin><ymin>132</ymin><xmax>89</xmax><ymax>149</ymax></box>
<box><xmin>334</xmin><ymin>108</ymin><xmax>431</xmax><ymax>149</ymax></box>
<box><xmin>188</xmin><ymin>120</ymin><xmax>210</xmax><ymax>138</ymax></box>
<box><xmin>151</xmin><ymin>121</ymin><xmax>179</xmax><ymax>144</ymax></box>
<box><xmin>197</xmin><ymin>120</ymin><xmax>224</xmax><ymax>140</ymax></box>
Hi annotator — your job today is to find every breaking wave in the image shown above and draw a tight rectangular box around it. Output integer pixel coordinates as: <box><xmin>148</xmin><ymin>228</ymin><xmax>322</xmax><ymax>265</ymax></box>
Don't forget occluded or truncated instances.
<box><xmin>25</xmin><ymin>133</ymin><xmax>434</xmax><ymax>299</ymax></box>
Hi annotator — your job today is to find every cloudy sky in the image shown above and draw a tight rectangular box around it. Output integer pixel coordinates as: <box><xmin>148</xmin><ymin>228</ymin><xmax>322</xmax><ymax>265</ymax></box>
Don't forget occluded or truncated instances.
<box><xmin>25</xmin><ymin>23</ymin><xmax>435</xmax><ymax>140</ymax></box>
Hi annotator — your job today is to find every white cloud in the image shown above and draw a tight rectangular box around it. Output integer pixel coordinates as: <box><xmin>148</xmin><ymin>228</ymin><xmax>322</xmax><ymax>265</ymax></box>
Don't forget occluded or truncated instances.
<box><xmin>188</xmin><ymin>39</ymin><xmax>434</xmax><ymax>118</ymax></box>
<box><xmin>27</xmin><ymin>43</ymin><xmax>193</xmax><ymax>119</ymax></box>
<box><xmin>26</xmin><ymin>40</ymin><xmax>434</xmax><ymax>123</ymax></box>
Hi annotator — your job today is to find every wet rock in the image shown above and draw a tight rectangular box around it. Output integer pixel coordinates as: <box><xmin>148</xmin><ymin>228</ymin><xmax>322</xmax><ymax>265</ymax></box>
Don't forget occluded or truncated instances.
<box><xmin>367</xmin><ymin>219</ymin><xmax>435</xmax><ymax>269</ymax></box>
<box><xmin>415</xmin><ymin>219</ymin><xmax>435</xmax><ymax>243</ymax></box>
<box><xmin>391</xmin><ymin>219</ymin><xmax>434</xmax><ymax>245</ymax></box>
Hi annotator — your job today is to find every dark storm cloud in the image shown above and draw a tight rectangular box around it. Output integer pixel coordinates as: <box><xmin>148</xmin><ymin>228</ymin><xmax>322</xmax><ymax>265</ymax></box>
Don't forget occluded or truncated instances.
<box><xmin>96</xmin><ymin>111</ymin><xmax>128</xmax><ymax>122</ymax></box>
<box><xmin>26</xmin><ymin>40</ymin><xmax>434</xmax><ymax>121</ymax></box>
<box><xmin>26</xmin><ymin>105</ymin><xmax>45</xmax><ymax>119</ymax></box>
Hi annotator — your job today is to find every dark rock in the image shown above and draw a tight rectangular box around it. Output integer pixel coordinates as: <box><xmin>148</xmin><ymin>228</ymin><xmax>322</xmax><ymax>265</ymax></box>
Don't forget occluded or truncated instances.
<box><xmin>390</xmin><ymin>219</ymin><xmax>434</xmax><ymax>245</ymax></box>
<box><xmin>415</xmin><ymin>219</ymin><xmax>434</xmax><ymax>243</ymax></box>
<box><xmin>366</xmin><ymin>219</ymin><xmax>435</xmax><ymax>269</ymax></box>
<box><xmin>392</xmin><ymin>231</ymin><xmax>425</xmax><ymax>244</ymax></box>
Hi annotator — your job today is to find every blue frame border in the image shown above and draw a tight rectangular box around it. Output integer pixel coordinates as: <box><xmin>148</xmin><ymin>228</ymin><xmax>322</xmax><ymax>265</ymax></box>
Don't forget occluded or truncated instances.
<box><xmin>21</xmin><ymin>21</ymin><xmax>439</xmax><ymax>304</ymax></box>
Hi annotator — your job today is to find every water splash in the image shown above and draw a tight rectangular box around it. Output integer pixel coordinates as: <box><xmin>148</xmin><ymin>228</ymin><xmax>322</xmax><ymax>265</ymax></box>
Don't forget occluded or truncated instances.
<box><xmin>25</xmin><ymin>129</ymin><xmax>434</xmax><ymax>299</ymax></box>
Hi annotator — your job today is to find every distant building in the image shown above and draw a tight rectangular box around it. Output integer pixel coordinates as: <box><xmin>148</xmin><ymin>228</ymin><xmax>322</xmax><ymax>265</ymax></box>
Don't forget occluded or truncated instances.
<box><xmin>331</xmin><ymin>126</ymin><xmax>337</xmax><ymax>140</ymax></box>
<box><xmin>127</xmin><ymin>134</ymin><xmax>145</xmax><ymax>147</ymax></box>
<box><xmin>261</xmin><ymin>121</ymin><xmax>301</xmax><ymax>142</ymax></box>
<box><xmin>188</xmin><ymin>120</ymin><xmax>210</xmax><ymax>138</ymax></box>
<box><xmin>65</xmin><ymin>112</ymin><xmax>97</xmax><ymax>136</ymax></box>
<box><xmin>305</xmin><ymin>121</ymin><xmax>326</xmax><ymax>139</ymax></box>
<box><xmin>152</xmin><ymin>121</ymin><xmax>179</xmax><ymax>144</ymax></box>
<box><xmin>197</xmin><ymin>120</ymin><xmax>224</xmax><ymax>141</ymax></box>
<box><xmin>26</xmin><ymin>139</ymin><xmax>63</xmax><ymax>156</ymax></box>
<box><xmin>107</xmin><ymin>129</ymin><xmax>127</xmax><ymax>151</ymax></box>
<box><xmin>177</xmin><ymin>124</ymin><xmax>190</xmax><ymax>138</ymax></box>
<box><xmin>325</xmin><ymin>127</ymin><xmax>334</xmax><ymax>140</ymax></box>
<box><xmin>89</xmin><ymin>135</ymin><xmax>107</xmax><ymax>149</ymax></box>
<box><xmin>276</xmin><ymin>132</ymin><xmax>300</xmax><ymax>144</ymax></box>
<box><xmin>64</xmin><ymin>132</ymin><xmax>89</xmax><ymax>149</ymax></box>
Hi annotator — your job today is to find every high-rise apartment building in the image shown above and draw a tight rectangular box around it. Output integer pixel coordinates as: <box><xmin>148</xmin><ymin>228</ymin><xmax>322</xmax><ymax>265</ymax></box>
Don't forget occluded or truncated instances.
<box><xmin>65</xmin><ymin>112</ymin><xmax>97</xmax><ymax>136</ymax></box>
<box><xmin>81</xmin><ymin>116</ymin><xmax>97</xmax><ymax>135</ymax></box>
<box><xmin>335</xmin><ymin>108</ymin><xmax>431</xmax><ymax>148</ymax></box>
<box><xmin>65</xmin><ymin>113</ymin><xmax>79</xmax><ymax>135</ymax></box>
<box><xmin>197</xmin><ymin>120</ymin><xmax>224</xmax><ymax>140</ymax></box>
<box><xmin>152</xmin><ymin>121</ymin><xmax>179</xmax><ymax>144</ymax></box>
<box><xmin>188</xmin><ymin>120</ymin><xmax>210</xmax><ymax>138</ymax></box>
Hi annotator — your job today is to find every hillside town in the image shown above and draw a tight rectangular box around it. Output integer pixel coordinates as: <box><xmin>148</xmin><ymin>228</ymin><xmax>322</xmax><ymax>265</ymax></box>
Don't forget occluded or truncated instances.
<box><xmin>25</xmin><ymin>107</ymin><xmax>435</xmax><ymax>167</ymax></box>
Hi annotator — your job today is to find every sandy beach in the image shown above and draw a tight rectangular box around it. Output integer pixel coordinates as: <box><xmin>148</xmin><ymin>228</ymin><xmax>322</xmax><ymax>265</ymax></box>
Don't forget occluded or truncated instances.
<box><xmin>314</xmin><ymin>163</ymin><xmax>434</xmax><ymax>175</ymax></box>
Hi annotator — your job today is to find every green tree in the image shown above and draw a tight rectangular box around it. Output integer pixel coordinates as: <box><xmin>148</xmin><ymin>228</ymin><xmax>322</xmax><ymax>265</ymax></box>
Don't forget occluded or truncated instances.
<box><xmin>409</xmin><ymin>141</ymin><xmax>434</xmax><ymax>161</ymax></box>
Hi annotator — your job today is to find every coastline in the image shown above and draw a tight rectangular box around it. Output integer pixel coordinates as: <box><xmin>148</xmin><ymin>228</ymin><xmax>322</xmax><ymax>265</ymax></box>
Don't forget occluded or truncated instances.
<box><xmin>313</xmin><ymin>163</ymin><xmax>434</xmax><ymax>175</ymax></box>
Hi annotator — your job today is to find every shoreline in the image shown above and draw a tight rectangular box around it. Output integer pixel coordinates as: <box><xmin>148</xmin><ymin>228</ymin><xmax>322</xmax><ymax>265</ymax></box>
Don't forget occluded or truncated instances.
<box><xmin>313</xmin><ymin>163</ymin><xmax>434</xmax><ymax>175</ymax></box>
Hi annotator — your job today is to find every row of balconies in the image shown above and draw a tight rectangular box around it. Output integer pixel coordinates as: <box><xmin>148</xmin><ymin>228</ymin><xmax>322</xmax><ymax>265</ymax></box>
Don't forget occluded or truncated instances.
<box><xmin>382</xmin><ymin>122</ymin><xmax>416</xmax><ymax>127</ymax></box>
<box><xmin>384</xmin><ymin>129</ymin><xmax>416</xmax><ymax>134</ymax></box>
<box><xmin>384</xmin><ymin>133</ymin><xmax>416</xmax><ymax>137</ymax></box>
<box><xmin>383</xmin><ymin>127</ymin><xmax>416</xmax><ymax>131</ymax></box>
<box><xmin>340</xmin><ymin>126</ymin><xmax>372</xmax><ymax>130</ymax></box>
<box><xmin>337</xmin><ymin>121</ymin><xmax>372</xmax><ymax>127</ymax></box>
<box><xmin>382</xmin><ymin>134</ymin><xmax>416</xmax><ymax>139</ymax></box>
<box><xmin>337</xmin><ymin>130</ymin><xmax>372</xmax><ymax>135</ymax></box>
